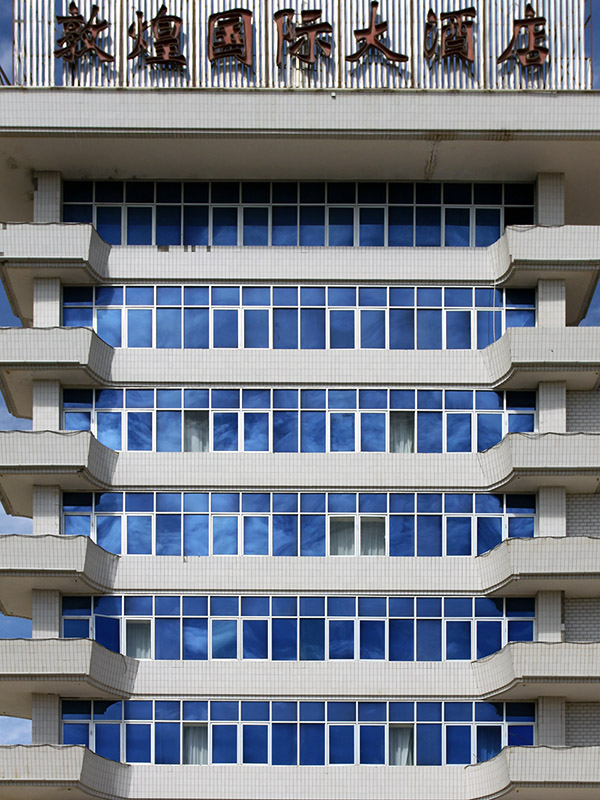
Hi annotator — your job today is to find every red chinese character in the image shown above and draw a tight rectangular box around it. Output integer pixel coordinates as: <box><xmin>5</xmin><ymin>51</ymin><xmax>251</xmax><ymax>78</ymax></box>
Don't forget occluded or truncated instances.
<box><xmin>424</xmin><ymin>6</ymin><xmax>476</xmax><ymax>64</ymax></box>
<box><xmin>54</xmin><ymin>1</ymin><xmax>114</xmax><ymax>64</ymax></box>
<box><xmin>497</xmin><ymin>4</ymin><xmax>548</xmax><ymax>67</ymax></box>
<box><xmin>346</xmin><ymin>1</ymin><xmax>408</xmax><ymax>64</ymax></box>
<box><xmin>128</xmin><ymin>5</ymin><xmax>186</xmax><ymax>66</ymax></box>
<box><xmin>274</xmin><ymin>9</ymin><xmax>332</xmax><ymax>67</ymax></box>
<box><xmin>208</xmin><ymin>9</ymin><xmax>253</xmax><ymax>67</ymax></box>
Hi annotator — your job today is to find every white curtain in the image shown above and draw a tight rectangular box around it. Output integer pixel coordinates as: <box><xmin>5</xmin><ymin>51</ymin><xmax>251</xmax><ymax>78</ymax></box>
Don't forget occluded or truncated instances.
<box><xmin>389</xmin><ymin>726</ymin><xmax>414</xmax><ymax>765</ymax></box>
<box><xmin>330</xmin><ymin>518</ymin><xmax>355</xmax><ymax>555</ymax></box>
<box><xmin>126</xmin><ymin>621</ymin><xmax>151</xmax><ymax>658</ymax></box>
<box><xmin>183</xmin><ymin>725</ymin><xmax>208</xmax><ymax>765</ymax></box>
<box><xmin>390</xmin><ymin>412</ymin><xmax>415</xmax><ymax>453</ymax></box>
<box><xmin>184</xmin><ymin>411</ymin><xmax>209</xmax><ymax>452</ymax></box>
<box><xmin>361</xmin><ymin>517</ymin><xmax>386</xmax><ymax>555</ymax></box>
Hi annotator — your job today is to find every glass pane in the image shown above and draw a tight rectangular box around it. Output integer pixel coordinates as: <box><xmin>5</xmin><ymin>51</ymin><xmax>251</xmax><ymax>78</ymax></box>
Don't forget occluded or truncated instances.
<box><xmin>330</xmin><ymin>518</ymin><xmax>354</xmax><ymax>555</ymax></box>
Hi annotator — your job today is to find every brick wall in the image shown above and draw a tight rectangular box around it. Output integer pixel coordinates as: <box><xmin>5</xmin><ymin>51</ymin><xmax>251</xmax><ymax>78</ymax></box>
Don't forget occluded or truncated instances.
<box><xmin>566</xmin><ymin>390</ymin><xmax>600</xmax><ymax>431</ymax></box>
<box><xmin>566</xmin><ymin>494</ymin><xmax>600</xmax><ymax>537</ymax></box>
<box><xmin>564</xmin><ymin>599</ymin><xmax>600</xmax><ymax>641</ymax></box>
<box><xmin>565</xmin><ymin>703</ymin><xmax>600</xmax><ymax>746</ymax></box>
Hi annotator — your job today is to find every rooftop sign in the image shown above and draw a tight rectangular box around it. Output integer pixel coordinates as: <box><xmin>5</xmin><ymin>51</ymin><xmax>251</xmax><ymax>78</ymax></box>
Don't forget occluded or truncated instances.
<box><xmin>13</xmin><ymin>0</ymin><xmax>589</xmax><ymax>89</ymax></box>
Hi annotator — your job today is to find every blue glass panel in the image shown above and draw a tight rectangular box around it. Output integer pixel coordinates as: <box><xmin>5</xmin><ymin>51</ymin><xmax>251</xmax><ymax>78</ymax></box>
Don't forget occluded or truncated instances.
<box><xmin>212</xmin><ymin>725</ymin><xmax>237</xmax><ymax>763</ymax></box>
<box><xmin>156</xmin><ymin>411</ymin><xmax>181</xmax><ymax>453</ymax></box>
<box><xmin>446</xmin><ymin>517</ymin><xmax>472</xmax><ymax>556</ymax></box>
<box><xmin>127</xmin><ymin>207</ymin><xmax>152</xmax><ymax>245</ymax></box>
<box><xmin>64</xmin><ymin>723</ymin><xmax>89</xmax><ymax>745</ymax></box>
<box><xmin>360</xmin><ymin>413</ymin><xmax>386</xmax><ymax>452</ymax></box>
<box><xmin>272</xmin><ymin>597</ymin><xmax>297</xmax><ymax>616</ymax></box>
<box><xmin>183</xmin><ymin>515</ymin><xmax>208</xmax><ymax>556</ymax></box>
<box><xmin>97</xmin><ymin>516</ymin><xmax>121</xmax><ymax>554</ymax></box>
<box><xmin>243</xmin><ymin>413</ymin><xmax>268</xmax><ymax>452</ymax></box>
<box><xmin>63</xmin><ymin>619</ymin><xmax>89</xmax><ymax>638</ymax></box>
<box><xmin>212</xmin><ymin>207</ymin><xmax>238</xmax><ymax>245</ymax></box>
<box><xmin>361</xmin><ymin>310</ymin><xmax>385</xmax><ymax>348</ymax></box>
<box><xmin>508</xmin><ymin>414</ymin><xmax>534</xmax><ymax>433</ymax></box>
<box><xmin>155</xmin><ymin>206</ymin><xmax>181</xmax><ymax>246</ymax></box>
<box><xmin>328</xmin><ymin>207</ymin><xmax>354</xmax><ymax>246</ymax></box>
<box><xmin>62</xmin><ymin>595</ymin><xmax>92</xmax><ymax>615</ymax></box>
<box><xmin>329</xmin><ymin>726</ymin><xmax>354</xmax><ymax>763</ymax></box>
<box><xmin>243</xmin><ymin>620</ymin><xmax>268</xmax><ymax>658</ymax></box>
<box><xmin>62</xmin><ymin>700</ymin><xmax>91</xmax><ymax>720</ymax></box>
<box><xmin>94</xmin><ymin>595</ymin><xmax>122</xmax><ymax>615</ymax></box>
<box><xmin>271</xmin><ymin>618</ymin><xmax>297</xmax><ymax>660</ymax></box>
<box><xmin>300</xmin><ymin>618</ymin><xmax>324</xmax><ymax>660</ymax></box>
<box><xmin>300</xmin><ymin>514</ymin><xmax>325</xmax><ymax>557</ymax></box>
<box><xmin>300</xmin><ymin>411</ymin><xmax>326</xmax><ymax>453</ymax></box>
<box><xmin>300</xmin><ymin>597</ymin><xmax>325</xmax><ymax>616</ymax></box>
<box><xmin>506</xmin><ymin>598</ymin><xmax>535</xmax><ymax>617</ymax></box>
<box><xmin>155</xmin><ymin>723</ymin><xmax>180</xmax><ymax>764</ymax></box>
<box><xmin>273</xmin><ymin>412</ymin><xmax>298</xmax><ymax>452</ymax></box>
<box><xmin>475</xmin><ymin>702</ymin><xmax>503</xmax><ymax>722</ymax></box>
<box><xmin>477</xmin><ymin>621</ymin><xmax>502</xmax><ymax>658</ymax></box>
<box><xmin>446</xmin><ymin>726</ymin><xmax>471</xmax><ymax>764</ymax></box>
<box><xmin>508</xmin><ymin>725</ymin><xmax>534</xmax><ymax>746</ymax></box>
<box><xmin>415</xmin><ymin>207</ymin><xmax>441</xmax><ymax>246</ymax></box>
<box><xmin>273</xmin><ymin>308</ymin><xmax>298</xmax><ymax>349</ymax></box>
<box><xmin>273</xmin><ymin>514</ymin><xmax>298</xmax><ymax>552</ymax></box>
<box><xmin>272</xmin><ymin>207</ymin><xmax>297</xmax><ymax>246</ymax></box>
<box><xmin>328</xmin><ymin>494</ymin><xmax>355</xmax><ymax>512</ymax></box>
<box><xmin>155</xmin><ymin>308</ymin><xmax>181</xmax><ymax>349</ymax></box>
<box><xmin>447</xmin><ymin>414</ymin><xmax>472</xmax><ymax>452</ymax></box>
<box><xmin>360</xmin><ymin>726</ymin><xmax>385</xmax><ymax>764</ymax></box>
<box><xmin>416</xmin><ymin>724</ymin><xmax>442</xmax><ymax>765</ymax></box>
<box><xmin>96</xmin><ymin>309</ymin><xmax>122</xmax><ymax>347</ymax></box>
<box><xmin>508</xmin><ymin>517</ymin><xmax>534</xmax><ymax>539</ymax></box>
<box><xmin>475</xmin><ymin>598</ymin><xmax>503</xmax><ymax>618</ymax></box>
<box><xmin>360</xmin><ymin>620</ymin><xmax>385</xmax><ymax>659</ymax></box>
<box><xmin>417</xmin><ymin>309</ymin><xmax>442</xmax><ymax>349</ymax></box>
<box><xmin>95</xmin><ymin>616</ymin><xmax>120</xmax><ymax>653</ymax></box>
<box><xmin>244</xmin><ymin>309</ymin><xmax>269</xmax><ymax>348</ymax></box>
<box><xmin>96</xmin><ymin>207</ymin><xmax>122</xmax><ymax>245</ymax></box>
<box><xmin>330</xmin><ymin>413</ymin><xmax>355</xmax><ymax>451</ymax></box>
<box><xmin>508</xmin><ymin>620</ymin><xmax>534</xmax><ymax>642</ymax></box>
<box><xmin>95</xmin><ymin>413</ymin><xmax>121</xmax><ymax>450</ymax></box>
<box><xmin>359</xmin><ymin>208</ymin><xmax>384</xmax><ymax>246</ymax></box>
<box><xmin>183</xmin><ymin>619</ymin><xmax>208</xmax><ymax>661</ymax></box>
<box><xmin>301</xmin><ymin>308</ymin><xmax>326</xmax><ymax>349</ymax></box>
<box><xmin>241</xmin><ymin>493</ymin><xmax>270</xmax><ymax>512</ymax></box>
<box><xmin>445</xmin><ymin>208</ymin><xmax>471</xmax><ymax>246</ymax></box>
<box><xmin>243</xmin><ymin>516</ymin><xmax>269</xmax><ymax>555</ymax></box>
<box><xmin>63</xmin><ymin>307</ymin><xmax>93</xmax><ymax>327</ymax></box>
<box><xmin>506</xmin><ymin>703</ymin><xmax>535</xmax><ymax>723</ymax></box>
<box><xmin>126</xmin><ymin>309</ymin><xmax>152</xmax><ymax>347</ymax></box>
<box><xmin>154</xmin><ymin>618</ymin><xmax>179</xmax><ymax>659</ymax></box>
<box><xmin>417</xmin><ymin>412</ymin><xmax>443</xmax><ymax>454</ymax></box>
<box><xmin>211</xmin><ymin>597</ymin><xmax>239</xmax><ymax>616</ymax></box>
<box><xmin>477</xmin><ymin>517</ymin><xmax>502</xmax><ymax>555</ymax></box>
<box><xmin>327</xmin><ymin>597</ymin><xmax>355</xmax><ymax>617</ymax></box>
<box><xmin>389</xmin><ymin>515</ymin><xmax>414</xmax><ymax>557</ymax></box>
<box><xmin>388</xmin><ymin>206</ymin><xmax>413</xmax><ymax>246</ymax></box>
<box><xmin>416</xmin><ymin>619</ymin><xmax>441</xmax><ymax>660</ymax></box>
<box><xmin>127</xmin><ymin>413</ymin><xmax>152</xmax><ymax>451</ymax></box>
<box><xmin>477</xmin><ymin>414</ymin><xmax>502</xmax><ymax>451</ymax></box>
<box><xmin>477</xmin><ymin>726</ymin><xmax>501</xmax><ymax>762</ymax></box>
<box><xmin>156</xmin><ymin>514</ymin><xmax>181</xmax><ymax>556</ymax></box>
<box><xmin>300</xmin><ymin>724</ymin><xmax>325</xmax><ymax>765</ymax></box>
<box><xmin>477</xmin><ymin>310</ymin><xmax>503</xmax><ymax>348</ymax></box>
<box><xmin>127</xmin><ymin>516</ymin><xmax>152</xmax><ymax>555</ymax></box>
<box><xmin>213</xmin><ymin>309</ymin><xmax>238</xmax><ymax>349</ymax></box>
<box><xmin>446</xmin><ymin>621</ymin><xmax>471</xmax><ymax>659</ymax></box>
<box><xmin>416</xmin><ymin>597</ymin><xmax>441</xmax><ymax>616</ymax></box>
<box><xmin>95</xmin><ymin>724</ymin><xmax>120</xmax><ymax>761</ymax></box>
<box><xmin>124</xmin><ymin>724</ymin><xmax>151</xmax><ymax>762</ymax></box>
<box><xmin>330</xmin><ymin>310</ymin><xmax>355</xmax><ymax>349</ymax></box>
<box><xmin>63</xmin><ymin>204</ymin><xmax>93</xmax><ymax>223</ymax></box>
<box><xmin>272</xmin><ymin>723</ymin><xmax>297</xmax><ymax>765</ymax></box>
<box><xmin>213</xmin><ymin>413</ymin><xmax>238</xmax><ymax>452</ymax></box>
<box><xmin>446</xmin><ymin>310</ymin><xmax>471</xmax><ymax>349</ymax></box>
<box><xmin>329</xmin><ymin>620</ymin><xmax>354</xmax><ymax>659</ymax></box>
<box><xmin>64</xmin><ymin>412</ymin><xmax>91</xmax><ymax>431</ymax></box>
<box><xmin>272</xmin><ymin>702</ymin><xmax>297</xmax><ymax>721</ymax></box>
<box><xmin>300</xmin><ymin>206</ymin><xmax>325</xmax><ymax>246</ymax></box>
<box><xmin>243</xmin><ymin>207</ymin><xmax>268</xmax><ymax>246</ymax></box>
<box><xmin>242</xmin><ymin>724</ymin><xmax>268</xmax><ymax>763</ymax></box>
<box><xmin>213</xmin><ymin>516</ymin><xmax>238</xmax><ymax>555</ymax></box>
<box><xmin>212</xmin><ymin>619</ymin><xmax>237</xmax><ymax>659</ymax></box>
<box><xmin>506</xmin><ymin>308</ymin><xmax>535</xmax><ymax>328</ymax></box>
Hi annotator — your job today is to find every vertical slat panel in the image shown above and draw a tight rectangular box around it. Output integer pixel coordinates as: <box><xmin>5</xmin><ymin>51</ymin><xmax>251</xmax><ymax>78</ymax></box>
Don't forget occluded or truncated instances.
<box><xmin>12</xmin><ymin>0</ymin><xmax>593</xmax><ymax>89</ymax></box>
<box><xmin>340</xmin><ymin>0</ymin><xmax>412</xmax><ymax>89</ymax></box>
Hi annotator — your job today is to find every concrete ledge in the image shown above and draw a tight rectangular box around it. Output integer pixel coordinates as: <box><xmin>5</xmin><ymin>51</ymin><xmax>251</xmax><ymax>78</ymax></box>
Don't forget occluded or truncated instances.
<box><xmin>0</xmin><ymin>430</ymin><xmax>600</xmax><ymax>517</ymax></box>
<box><xmin>1</xmin><ymin>326</ymin><xmax>600</xmax><ymax>419</ymax></box>
<box><xmin>1</xmin><ymin>640</ymin><xmax>599</xmax><ymax>718</ymax></box>
<box><xmin>0</xmin><ymin>224</ymin><xmax>598</xmax><ymax>325</ymax></box>
<box><xmin>0</xmin><ymin>744</ymin><xmax>599</xmax><ymax>799</ymax></box>
<box><xmin>1</xmin><ymin>535</ymin><xmax>600</xmax><ymax>619</ymax></box>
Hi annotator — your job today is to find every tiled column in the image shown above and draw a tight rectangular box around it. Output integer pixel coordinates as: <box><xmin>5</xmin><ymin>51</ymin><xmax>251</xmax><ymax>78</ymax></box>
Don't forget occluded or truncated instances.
<box><xmin>31</xmin><ymin>694</ymin><xmax>61</xmax><ymax>745</ymax></box>
<box><xmin>537</xmin><ymin>487</ymin><xmax>566</xmax><ymax>538</ymax></box>
<box><xmin>537</xmin><ymin>381</ymin><xmax>566</xmax><ymax>433</ymax></box>
<box><xmin>32</xmin><ymin>381</ymin><xmax>61</xmax><ymax>431</ymax></box>
<box><xmin>33</xmin><ymin>172</ymin><xmax>61</xmax><ymax>223</ymax></box>
<box><xmin>536</xmin><ymin>173</ymin><xmax>565</xmax><ymax>226</ymax></box>
<box><xmin>537</xmin><ymin>697</ymin><xmax>566</xmax><ymax>745</ymax></box>
<box><xmin>536</xmin><ymin>591</ymin><xmax>563</xmax><ymax>643</ymax></box>
<box><xmin>32</xmin><ymin>278</ymin><xmax>61</xmax><ymax>327</ymax></box>
<box><xmin>32</xmin><ymin>485</ymin><xmax>61</xmax><ymax>536</ymax></box>
<box><xmin>537</xmin><ymin>279</ymin><xmax>566</xmax><ymax>327</ymax></box>
<box><xmin>31</xmin><ymin>589</ymin><xmax>60</xmax><ymax>638</ymax></box>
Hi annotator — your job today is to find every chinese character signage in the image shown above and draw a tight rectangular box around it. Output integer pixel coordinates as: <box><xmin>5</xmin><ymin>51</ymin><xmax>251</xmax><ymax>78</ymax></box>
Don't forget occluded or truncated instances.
<box><xmin>14</xmin><ymin>0</ymin><xmax>587</xmax><ymax>90</ymax></box>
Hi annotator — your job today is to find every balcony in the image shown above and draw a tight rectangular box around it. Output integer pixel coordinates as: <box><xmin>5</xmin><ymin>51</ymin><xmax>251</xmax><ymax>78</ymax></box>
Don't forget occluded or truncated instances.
<box><xmin>0</xmin><ymin>743</ymin><xmax>598</xmax><ymax>799</ymax></box>
<box><xmin>1</xmin><ymin>225</ymin><xmax>598</xmax><ymax>325</ymax></box>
